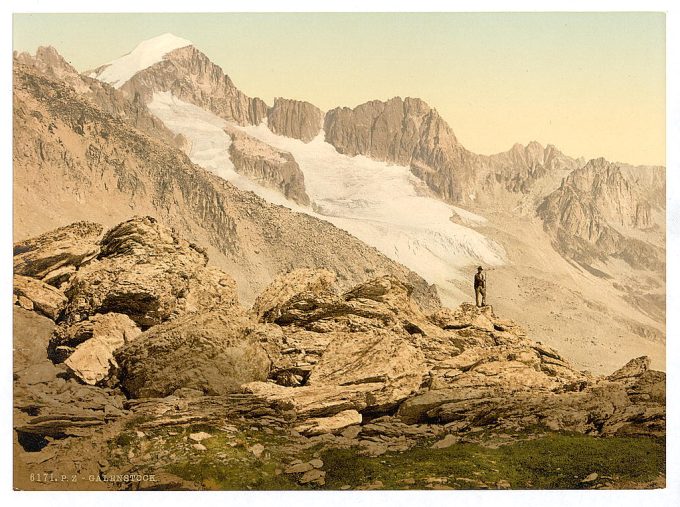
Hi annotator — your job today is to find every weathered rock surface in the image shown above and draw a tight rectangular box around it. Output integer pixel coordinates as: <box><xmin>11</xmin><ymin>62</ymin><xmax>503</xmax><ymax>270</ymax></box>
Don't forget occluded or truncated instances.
<box><xmin>60</xmin><ymin>313</ymin><xmax>142</xmax><ymax>385</ymax></box>
<box><xmin>538</xmin><ymin>158</ymin><xmax>664</xmax><ymax>269</ymax></box>
<box><xmin>13</xmin><ymin>275</ymin><xmax>67</xmax><ymax>320</ymax></box>
<box><xmin>267</xmin><ymin>98</ymin><xmax>324</xmax><ymax>143</ymax></box>
<box><xmin>13</xmin><ymin>308</ymin><xmax>127</xmax><ymax>441</ymax></box>
<box><xmin>226</xmin><ymin>125</ymin><xmax>310</xmax><ymax>205</ymax></box>
<box><xmin>115</xmin><ymin>310</ymin><xmax>271</xmax><ymax>398</ymax></box>
<box><xmin>251</xmin><ymin>268</ymin><xmax>337</xmax><ymax>322</ymax></box>
<box><xmin>63</xmin><ymin>216</ymin><xmax>238</xmax><ymax>326</ymax></box>
<box><xmin>307</xmin><ymin>330</ymin><xmax>428</xmax><ymax>412</ymax></box>
<box><xmin>294</xmin><ymin>410</ymin><xmax>363</xmax><ymax>436</ymax></box>
<box><xmin>13</xmin><ymin>221</ymin><xmax>102</xmax><ymax>287</ymax></box>
<box><xmin>323</xmin><ymin>96</ymin><xmax>480</xmax><ymax>203</ymax></box>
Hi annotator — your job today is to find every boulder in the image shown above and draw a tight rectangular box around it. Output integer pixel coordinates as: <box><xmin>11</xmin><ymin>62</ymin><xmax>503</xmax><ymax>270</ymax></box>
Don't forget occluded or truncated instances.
<box><xmin>242</xmin><ymin>381</ymin><xmax>381</xmax><ymax>418</ymax></box>
<box><xmin>308</xmin><ymin>329</ymin><xmax>428</xmax><ymax>411</ymax></box>
<box><xmin>115</xmin><ymin>310</ymin><xmax>271</xmax><ymax>398</ymax></box>
<box><xmin>294</xmin><ymin>410</ymin><xmax>363</xmax><ymax>436</ymax></box>
<box><xmin>63</xmin><ymin>216</ymin><xmax>238</xmax><ymax>326</ymax></box>
<box><xmin>13</xmin><ymin>221</ymin><xmax>102</xmax><ymax>285</ymax></box>
<box><xmin>61</xmin><ymin>313</ymin><xmax>141</xmax><ymax>385</ymax></box>
<box><xmin>251</xmin><ymin>268</ymin><xmax>336</xmax><ymax>322</ymax></box>
<box><xmin>13</xmin><ymin>274</ymin><xmax>67</xmax><ymax>320</ymax></box>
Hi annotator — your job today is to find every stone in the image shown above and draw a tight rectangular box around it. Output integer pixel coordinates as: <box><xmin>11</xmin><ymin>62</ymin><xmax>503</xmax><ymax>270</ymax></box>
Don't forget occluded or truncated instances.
<box><xmin>608</xmin><ymin>356</ymin><xmax>650</xmax><ymax>382</ymax></box>
<box><xmin>307</xmin><ymin>328</ymin><xmax>428</xmax><ymax>412</ymax></box>
<box><xmin>192</xmin><ymin>443</ymin><xmax>207</xmax><ymax>451</ymax></box>
<box><xmin>431</xmin><ymin>434</ymin><xmax>459</xmax><ymax>449</ymax></box>
<box><xmin>13</xmin><ymin>221</ymin><xmax>102</xmax><ymax>282</ymax></box>
<box><xmin>60</xmin><ymin>313</ymin><xmax>141</xmax><ymax>385</ymax></box>
<box><xmin>251</xmin><ymin>268</ymin><xmax>337</xmax><ymax>322</ymax></box>
<box><xmin>341</xmin><ymin>425</ymin><xmax>362</xmax><ymax>440</ymax></box>
<box><xmin>285</xmin><ymin>462</ymin><xmax>314</xmax><ymax>474</ymax></box>
<box><xmin>249</xmin><ymin>443</ymin><xmax>265</xmax><ymax>458</ymax></box>
<box><xmin>295</xmin><ymin>410</ymin><xmax>362</xmax><ymax>436</ymax></box>
<box><xmin>309</xmin><ymin>458</ymin><xmax>323</xmax><ymax>469</ymax></box>
<box><xmin>582</xmin><ymin>472</ymin><xmax>599</xmax><ymax>483</ymax></box>
<box><xmin>116</xmin><ymin>310</ymin><xmax>271</xmax><ymax>398</ymax></box>
<box><xmin>299</xmin><ymin>469</ymin><xmax>325</xmax><ymax>485</ymax></box>
<box><xmin>13</xmin><ymin>274</ymin><xmax>67</xmax><ymax>320</ymax></box>
<box><xmin>189</xmin><ymin>432</ymin><xmax>213</xmax><ymax>442</ymax></box>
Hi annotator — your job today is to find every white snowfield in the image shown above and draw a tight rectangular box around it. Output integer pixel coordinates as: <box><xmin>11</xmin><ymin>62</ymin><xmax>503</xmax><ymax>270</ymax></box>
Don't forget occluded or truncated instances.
<box><xmin>147</xmin><ymin>91</ymin><xmax>506</xmax><ymax>293</ymax></box>
<box><xmin>90</xmin><ymin>33</ymin><xmax>192</xmax><ymax>89</ymax></box>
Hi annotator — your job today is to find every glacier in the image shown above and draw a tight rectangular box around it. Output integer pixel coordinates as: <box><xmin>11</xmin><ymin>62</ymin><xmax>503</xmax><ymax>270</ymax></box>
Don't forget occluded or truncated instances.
<box><xmin>148</xmin><ymin>92</ymin><xmax>506</xmax><ymax>301</ymax></box>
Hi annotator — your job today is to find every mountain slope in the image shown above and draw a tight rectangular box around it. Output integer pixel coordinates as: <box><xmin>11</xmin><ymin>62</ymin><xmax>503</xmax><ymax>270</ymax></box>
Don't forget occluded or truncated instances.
<box><xmin>537</xmin><ymin>158</ymin><xmax>664</xmax><ymax>271</ymax></box>
<box><xmin>13</xmin><ymin>59</ymin><xmax>440</xmax><ymax>310</ymax></box>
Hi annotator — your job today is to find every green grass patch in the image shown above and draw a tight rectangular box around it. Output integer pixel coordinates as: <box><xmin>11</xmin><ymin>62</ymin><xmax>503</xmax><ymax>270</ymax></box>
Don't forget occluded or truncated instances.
<box><xmin>321</xmin><ymin>433</ymin><xmax>665</xmax><ymax>490</ymax></box>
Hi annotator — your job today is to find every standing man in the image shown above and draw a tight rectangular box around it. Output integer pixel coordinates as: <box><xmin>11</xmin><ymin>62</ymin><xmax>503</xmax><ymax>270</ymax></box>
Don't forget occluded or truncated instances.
<box><xmin>474</xmin><ymin>266</ymin><xmax>486</xmax><ymax>307</ymax></box>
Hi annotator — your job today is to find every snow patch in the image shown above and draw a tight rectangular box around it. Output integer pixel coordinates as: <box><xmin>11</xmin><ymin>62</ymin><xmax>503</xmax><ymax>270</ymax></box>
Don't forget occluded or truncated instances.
<box><xmin>92</xmin><ymin>33</ymin><xmax>192</xmax><ymax>88</ymax></box>
<box><xmin>452</xmin><ymin>206</ymin><xmax>488</xmax><ymax>225</ymax></box>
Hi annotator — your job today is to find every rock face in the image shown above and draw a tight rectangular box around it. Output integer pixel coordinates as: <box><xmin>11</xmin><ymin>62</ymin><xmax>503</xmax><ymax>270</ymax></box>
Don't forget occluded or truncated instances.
<box><xmin>537</xmin><ymin>158</ymin><xmax>664</xmax><ymax>269</ymax></box>
<box><xmin>267</xmin><ymin>98</ymin><xmax>324</xmax><ymax>142</ymax></box>
<box><xmin>63</xmin><ymin>217</ymin><xmax>238</xmax><ymax>327</ymax></box>
<box><xmin>115</xmin><ymin>310</ymin><xmax>271</xmax><ymax>398</ymax></box>
<box><xmin>226</xmin><ymin>126</ymin><xmax>311</xmax><ymax>205</ymax></box>
<box><xmin>324</xmin><ymin>96</ymin><xmax>481</xmax><ymax>203</ymax></box>
<box><xmin>13</xmin><ymin>56</ymin><xmax>439</xmax><ymax>310</ymax></box>
<box><xmin>13</xmin><ymin>307</ymin><xmax>127</xmax><ymax>440</ymax></box>
<box><xmin>485</xmin><ymin>142</ymin><xmax>581</xmax><ymax>194</ymax></box>
<box><xmin>251</xmin><ymin>268</ymin><xmax>337</xmax><ymax>322</ymax></box>
<box><xmin>118</xmin><ymin>45</ymin><xmax>268</xmax><ymax>126</ymax></box>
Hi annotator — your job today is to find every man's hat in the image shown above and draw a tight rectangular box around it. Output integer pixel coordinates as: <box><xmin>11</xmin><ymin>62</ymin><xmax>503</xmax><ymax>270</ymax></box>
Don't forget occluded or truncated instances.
<box><xmin>477</xmin><ymin>266</ymin><xmax>483</xmax><ymax>270</ymax></box>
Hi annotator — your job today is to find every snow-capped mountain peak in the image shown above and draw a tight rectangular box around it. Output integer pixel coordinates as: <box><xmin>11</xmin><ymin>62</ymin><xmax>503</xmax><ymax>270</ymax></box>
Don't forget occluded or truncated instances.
<box><xmin>90</xmin><ymin>33</ymin><xmax>192</xmax><ymax>88</ymax></box>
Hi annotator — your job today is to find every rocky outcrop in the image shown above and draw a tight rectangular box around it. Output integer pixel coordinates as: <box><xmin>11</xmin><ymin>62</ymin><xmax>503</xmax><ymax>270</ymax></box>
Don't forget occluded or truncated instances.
<box><xmin>537</xmin><ymin>158</ymin><xmax>664</xmax><ymax>269</ymax></box>
<box><xmin>63</xmin><ymin>217</ymin><xmax>238</xmax><ymax>327</ymax></box>
<box><xmin>118</xmin><ymin>45</ymin><xmax>268</xmax><ymax>126</ymax></box>
<box><xmin>13</xmin><ymin>308</ymin><xmax>127</xmax><ymax>441</ymax></box>
<box><xmin>294</xmin><ymin>409</ymin><xmax>362</xmax><ymax>436</ymax></box>
<box><xmin>115</xmin><ymin>310</ymin><xmax>271</xmax><ymax>398</ymax></box>
<box><xmin>225</xmin><ymin>126</ymin><xmax>311</xmax><ymax>205</ymax></box>
<box><xmin>267</xmin><ymin>98</ymin><xmax>324</xmax><ymax>142</ymax></box>
<box><xmin>243</xmin><ymin>269</ymin><xmax>664</xmax><ymax>438</ymax></box>
<box><xmin>251</xmin><ymin>268</ymin><xmax>337</xmax><ymax>322</ymax></box>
